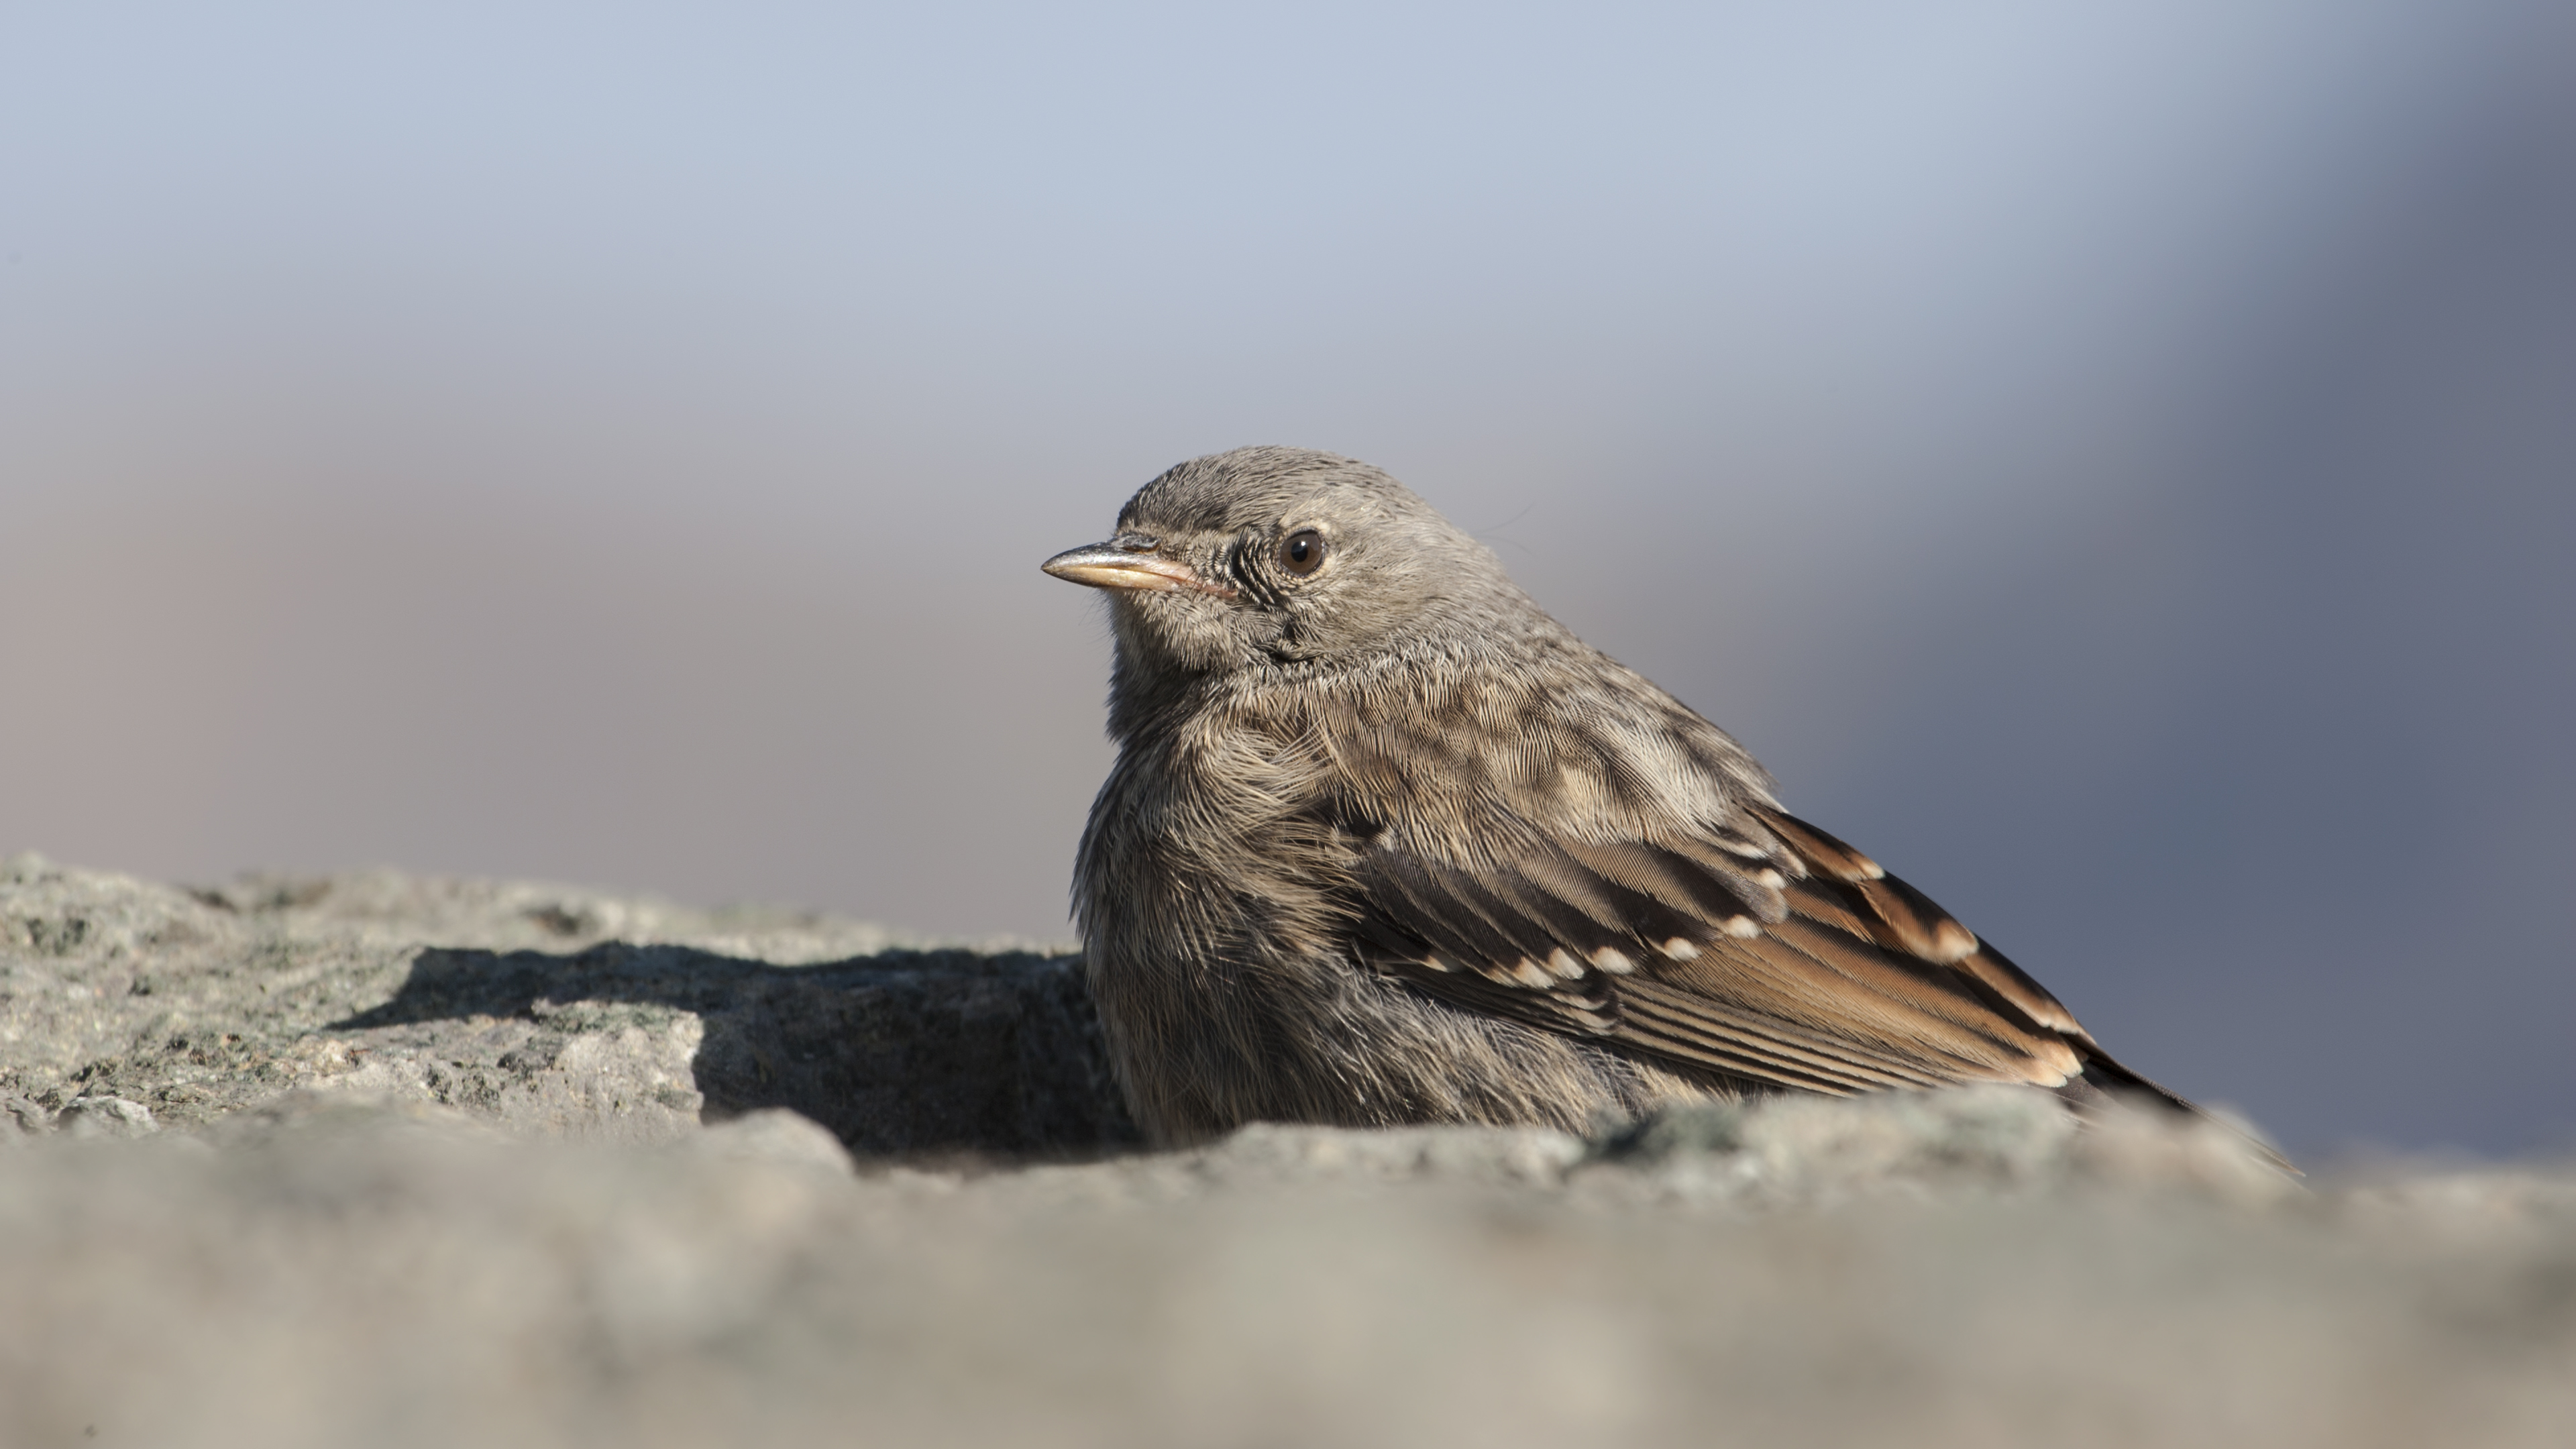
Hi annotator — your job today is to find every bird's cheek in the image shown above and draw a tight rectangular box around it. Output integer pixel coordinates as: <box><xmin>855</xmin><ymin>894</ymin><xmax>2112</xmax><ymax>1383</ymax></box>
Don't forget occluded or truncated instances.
<box><xmin>1113</xmin><ymin>596</ymin><xmax>1240</xmax><ymax>672</ymax></box>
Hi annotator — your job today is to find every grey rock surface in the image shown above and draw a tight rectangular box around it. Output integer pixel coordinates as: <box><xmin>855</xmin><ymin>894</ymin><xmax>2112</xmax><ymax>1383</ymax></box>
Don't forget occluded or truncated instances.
<box><xmin>4</xmin><ymin>852</ymin><xmax>2573</xmax><ymax>1448</ymax></box>
<box><xmin>1</xmin><ymin>851</ymin><xmax>1135</xmax><ymax>1155</ymax></box>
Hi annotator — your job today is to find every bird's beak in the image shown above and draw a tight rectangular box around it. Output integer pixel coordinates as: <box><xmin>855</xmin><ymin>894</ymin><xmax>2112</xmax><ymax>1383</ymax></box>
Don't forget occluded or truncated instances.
<box><xmin>1041</xmin><ymin>543</ymin><xmax>1236</xmax><ymax>598</ymax></box>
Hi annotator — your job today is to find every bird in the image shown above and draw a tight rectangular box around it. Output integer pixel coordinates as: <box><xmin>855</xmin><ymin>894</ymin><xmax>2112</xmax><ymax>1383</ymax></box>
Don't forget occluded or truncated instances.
<box><xmin>1044</xmin><ymin>445</ymin><xmax>2220</xmax><ymax>1150</ymax></box>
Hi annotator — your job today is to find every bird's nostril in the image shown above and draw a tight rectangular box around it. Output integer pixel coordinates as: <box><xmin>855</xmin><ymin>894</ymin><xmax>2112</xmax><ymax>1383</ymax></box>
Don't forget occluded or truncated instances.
<box><xmin>1113</xmin><ymin>532</ymin><xmax>1160</xmax><ymax>552</ymax></box>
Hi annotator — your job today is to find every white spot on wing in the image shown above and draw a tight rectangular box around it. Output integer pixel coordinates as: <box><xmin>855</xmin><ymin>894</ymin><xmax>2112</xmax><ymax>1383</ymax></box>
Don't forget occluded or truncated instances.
<box><xmin>1660</xmin><ymin>937</ymin><xmax>1701</xmax><ymax>961</ymax></box>
<box><xmin>1545</xmin><ymin>949</ymin><xmax>1587</xmax><ymax>980</ymax></box>
<box><xmin>1721</xmin><ymin>917</ymin><xmax>1760</xmax><ymax>938</ymax></box>
<box><xmin>1590</xmin><ymin>946</ymin><xmax>1635</xmax><ymax>975</ymax></box>
<box><xmin>1511</xmin><ymin>959</ymin><xmax>1555</xmax><ymax>989</ymax></box>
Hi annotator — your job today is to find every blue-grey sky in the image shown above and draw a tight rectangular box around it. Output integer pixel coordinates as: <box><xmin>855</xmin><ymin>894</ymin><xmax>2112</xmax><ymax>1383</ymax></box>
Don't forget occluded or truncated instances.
<box><xmin>4</xmin><ymin>2</ymin><xmax>2570</xmax><ymax>1155</ymax></box>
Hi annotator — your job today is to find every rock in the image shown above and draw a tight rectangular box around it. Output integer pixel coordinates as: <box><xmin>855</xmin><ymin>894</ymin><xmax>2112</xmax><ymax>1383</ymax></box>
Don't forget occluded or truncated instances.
<box><xmin>1</xmin><ymin>856</ymin><xmax>1136</xmax><ymax>1155</ymax></box>
<box><xmin>3</xmin><ymin>853</ymin><xmax>2573</xmax><ymax>1447</ymax></box>
<box><xmin>687</xmin><ymin>1106</ymin><xmax>859</xmax><ymax>1175</ymax></box>
<box><xmin>0</xmin><ymin>1093</ymin><xmax>2568</xmax><ymax>1449</ymax></box>
<box><xmin>54</xmin><ymin>1095</ymin><xmax>157</xmax><ymax>1138</ymax></box>
<box><xmin>1</xmin><ymin>1096</ymin><xmax>47</xmax><ymax>1138</ymax></box>
<box><xmin>1584</xmin><ymin>1083</ymin><xmax>2303</xmax><ymax>1209</ymax></box>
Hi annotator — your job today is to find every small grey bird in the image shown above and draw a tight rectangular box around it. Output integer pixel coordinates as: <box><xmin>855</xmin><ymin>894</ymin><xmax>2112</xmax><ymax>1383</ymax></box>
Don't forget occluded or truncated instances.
<box><xmin>1045</xmin><ymin>445</ymin><xmax>2206</xmax><ymax>1147</ymax></box>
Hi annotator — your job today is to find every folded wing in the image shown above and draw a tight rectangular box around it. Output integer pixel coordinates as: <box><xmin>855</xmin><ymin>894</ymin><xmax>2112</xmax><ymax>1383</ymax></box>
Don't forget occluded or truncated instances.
<box><xmin>1345</xmin><ymin>804</ymin><xmax>2153</xmax><ymax>1101</ymax></box>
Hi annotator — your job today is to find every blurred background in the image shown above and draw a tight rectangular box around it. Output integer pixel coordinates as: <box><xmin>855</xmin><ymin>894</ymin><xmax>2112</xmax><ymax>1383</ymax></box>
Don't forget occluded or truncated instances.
<box><xmin>3</xmin><ymin>1</ymin><xmax>2569</xmax><ymax>1157</ymax></box>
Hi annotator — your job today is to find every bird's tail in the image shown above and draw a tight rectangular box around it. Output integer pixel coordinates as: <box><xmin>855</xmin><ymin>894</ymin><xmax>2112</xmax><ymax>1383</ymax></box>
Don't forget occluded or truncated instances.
<box><xmin>2058</xmin><ymin>1047</ymin><xmax>2302</xmax><ymax>1177</ymax></box>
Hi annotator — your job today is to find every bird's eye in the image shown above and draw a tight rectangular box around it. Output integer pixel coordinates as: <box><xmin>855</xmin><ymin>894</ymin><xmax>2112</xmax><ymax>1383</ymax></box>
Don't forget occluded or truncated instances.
<box><xmin>1280</xmin><ymin>529</ymin><xmax>1327</xmax><ymax>576</ymax></box>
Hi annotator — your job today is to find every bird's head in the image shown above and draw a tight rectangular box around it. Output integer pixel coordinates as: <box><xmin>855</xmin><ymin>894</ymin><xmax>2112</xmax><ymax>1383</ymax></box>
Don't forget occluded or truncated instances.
<box><xmin>1042</xmin><ymin>446</ymin><xmax>1521</xmax><ymax>677</ymax></box>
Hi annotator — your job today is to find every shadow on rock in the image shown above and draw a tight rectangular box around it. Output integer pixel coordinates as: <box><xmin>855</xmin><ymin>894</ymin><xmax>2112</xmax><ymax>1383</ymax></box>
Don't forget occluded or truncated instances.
<box><xmin>333</xmin><ymin>943</ymin><xmax>1140</xmax><ymax>1158</ymax></box>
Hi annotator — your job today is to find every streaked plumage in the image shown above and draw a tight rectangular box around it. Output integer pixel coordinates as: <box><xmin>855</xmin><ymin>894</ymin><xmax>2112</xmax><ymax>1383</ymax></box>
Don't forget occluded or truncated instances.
<box><xmin>1046</xmin><ymin>446</ymin><xmax>2213</xmax><ymax>1148</ymax></box>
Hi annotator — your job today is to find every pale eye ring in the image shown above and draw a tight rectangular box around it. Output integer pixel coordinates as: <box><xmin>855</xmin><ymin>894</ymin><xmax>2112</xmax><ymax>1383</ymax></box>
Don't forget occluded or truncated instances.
<box><xmin>1280</xmin><ymin>529</ymin><xmax>1327</xmax><ymax>576</ymax></box>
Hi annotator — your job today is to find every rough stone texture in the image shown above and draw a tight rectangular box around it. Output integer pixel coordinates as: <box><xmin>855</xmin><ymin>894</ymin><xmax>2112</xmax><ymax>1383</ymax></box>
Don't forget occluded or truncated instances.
<box><xmin>4</xmin><ymin>853</ymin><xmax>2574</xmax><ymax>1448</ymax></box>
<box><xmin>1</xmin><ymin>851</ymin><xmax>1136</xmax><ymax>1155</ymax></box>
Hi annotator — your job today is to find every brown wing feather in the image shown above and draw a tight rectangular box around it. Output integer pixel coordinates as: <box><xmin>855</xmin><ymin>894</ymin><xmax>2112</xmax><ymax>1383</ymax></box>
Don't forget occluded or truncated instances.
<box><xmin>1344</xmin><ymin>804</ymin><xmax>2099</xmax><ymax>1097</ymax></box>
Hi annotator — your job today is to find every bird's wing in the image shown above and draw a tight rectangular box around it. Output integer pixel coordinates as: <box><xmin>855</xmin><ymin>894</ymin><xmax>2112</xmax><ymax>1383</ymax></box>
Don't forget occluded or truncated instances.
<box><xmin>1342</xmin><ymin>804</ymin><xmax>2112</xmax><ymax>1096</ymax></box>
